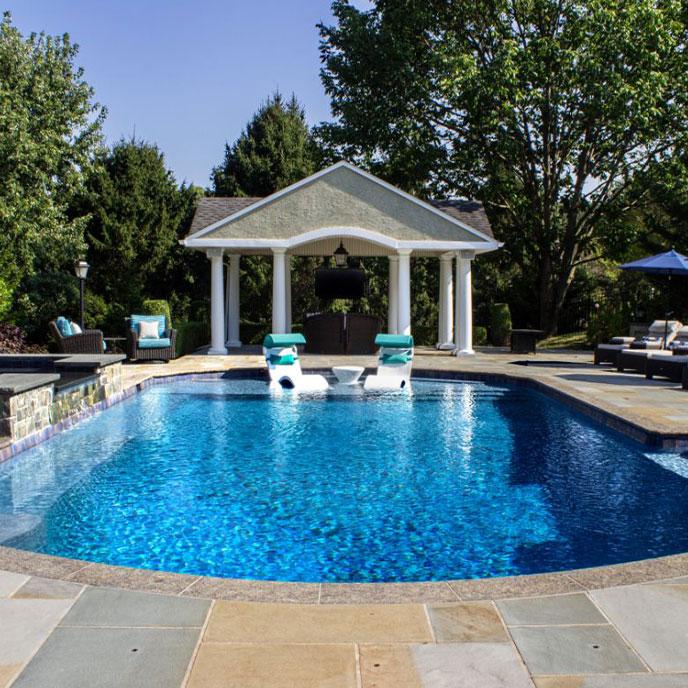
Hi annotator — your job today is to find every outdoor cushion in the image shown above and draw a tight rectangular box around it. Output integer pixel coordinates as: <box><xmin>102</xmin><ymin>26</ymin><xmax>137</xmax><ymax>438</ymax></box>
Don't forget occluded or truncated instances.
<box><xmin>375</xmin><ymin>334</ymin><xmax>414</xmax><ymax>348</ymax></box>
<box><xmin>137</xmin><ymin>337</ymin><xmax>171</xmax><ymax>349</ymax></box>
<box><xmin>381</xmin><ymin>352</ymin><xmax>411</xmax><ymax>365</ymax></box>
<box><xmin>597</xmin><ymin>343</ymin><xmax>628</xmax><ymax>351</ymax></box>
<box><xmin>55</xmin><ymin>316</ymin><xmax>73</xmax><ymax>338</ymax></box>
<box><xmin>130</xmin><ymin>314</ymin><xmax>166</xmax><ymax>338</ymax></box>
<box><xmin>263</xmin><ymin>333</ymin><xmax>306</xmax><ymax>348</ymax></box>
<box><xmin>70</xmin><ymin>321</ymin><xmax>83</xmax><ymax>334</ymax></box>
<box><xmin>269</xmin><ymin>353</ymin><xmax>296</xmax><ymax>365</ymax></box>
<box><xmin>138</xmin><ymin>320</ymin><xmax>160</xmax><ymax>339</ymax></box>
<box><xmin>610</xmin><ymin>336</ymin><xmax>635</xmax><ymax>345</ymax></box>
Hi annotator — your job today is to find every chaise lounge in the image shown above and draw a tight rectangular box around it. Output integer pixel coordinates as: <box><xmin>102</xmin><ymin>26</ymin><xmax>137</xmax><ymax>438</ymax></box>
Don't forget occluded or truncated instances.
<box><xmin>615</xmin><ymin>320</ymin><xmax>683</xmax><ymax>373</ymax></box>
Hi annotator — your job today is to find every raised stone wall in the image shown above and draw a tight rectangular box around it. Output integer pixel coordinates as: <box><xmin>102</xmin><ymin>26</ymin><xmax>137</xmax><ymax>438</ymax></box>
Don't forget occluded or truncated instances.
<box><xmin>0</xmin><ymin>385</ymin><xmax>53</xmax><ymax>441</ymax></box>
<box><xmin>1</xmin><ymin>362</ymin><xmax>124</xmax><ymax>444</ymax></box>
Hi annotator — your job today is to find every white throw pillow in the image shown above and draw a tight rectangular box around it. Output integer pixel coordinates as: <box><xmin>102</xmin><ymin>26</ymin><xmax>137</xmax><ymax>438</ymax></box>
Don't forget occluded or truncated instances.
<box><xmin>138</xmin><ymin>320</ymin><xmax>159</xmax><ymax>339</ymax></box>
<box><xmin>70</xmin><ymin>322</ymin><xmax>82</xmax><ymax>334</ymax></box>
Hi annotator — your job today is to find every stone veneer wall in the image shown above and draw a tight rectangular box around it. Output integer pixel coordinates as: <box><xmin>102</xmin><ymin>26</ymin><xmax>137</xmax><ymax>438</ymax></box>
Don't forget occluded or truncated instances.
<box><xmin>0</xmin><ymin>363</ymin><xmax>123</xmax><ymax>443</ymax></box>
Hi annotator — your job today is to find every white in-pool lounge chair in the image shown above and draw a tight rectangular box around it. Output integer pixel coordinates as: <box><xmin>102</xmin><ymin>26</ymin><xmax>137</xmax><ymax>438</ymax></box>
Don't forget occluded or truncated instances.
<box><xmin>262</xmin><ymin>333</ymin><xmax>329</xmax><ymax>392</ymax></box>
<box><xmin>363</xmin><ymin>334</ymin><xmax>413</xmax><ymax>391</ymax></box>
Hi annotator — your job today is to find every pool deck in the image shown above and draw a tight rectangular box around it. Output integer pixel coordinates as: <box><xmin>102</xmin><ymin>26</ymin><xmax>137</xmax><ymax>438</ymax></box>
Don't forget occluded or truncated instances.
<box><xmin>2</xmin><ymin>348</ymin><xmax>688</xmax><ymax>686</ymax></box>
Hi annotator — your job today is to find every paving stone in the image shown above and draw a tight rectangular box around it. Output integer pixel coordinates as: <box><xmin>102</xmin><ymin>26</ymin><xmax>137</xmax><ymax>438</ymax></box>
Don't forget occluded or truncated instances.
<box><xmin>204</xmin><ymin>601</ymin><xmax>433</xmax><ymax>643</ymax></box>
<box><xmin>59</xmin><ymin>586</ymin><xmax>210</xmax><ymax>628</ymax></box>
<box><xmin>510</xmin><ymin>626</ymin><xmax>647</xmax><ymax>675</ymax></box>
<box><xmin>592</xmin><ymin>584</ymin><xmax>688</xmax><ymax>671</ymax></box>
<box><xmin>426</xmin><ymin>602</ymin><xmax>509</xmax><ymax>642</ymax></box>
<box><xmin>0</xmin><ymin>665</ymin><xmax>21</xmax><ymax>688</ymax></box>
<box><xmin>186</xmin><ymin>643</ymin><xmax>357</xmax><ymax>688</ymax></box>
<box><xmin>181</xmin><ymin>575</ymin><xmax>319</xmax><ymax>603</ymax></box>
<box><xmin>0</xmin><ymin>599</ymin><xmax>73</xmax><ymax>664</ymax></box>
<box><xmin>66</xmin><ymin>562</ymin><xmax>199</xmax><ymax>594</ymax></box>
<box><xmin>0</xmin><ymin>570</ymin><xmax>29</xmax><ymax>598</ymax></box>
<box><xmin>497</xmin><ymin>593</ymin><xmax>607</xmax><ymax>626</ymax></box>
<box><xmin>359</xmin><ymin>645</ymin><xmax>422</xmax><ymax>687</ymax></box>
<box><xmin>410</xmin><ymin>642</ymin><xmax>534</xmax><ymax>688</ymax></box>
<box><xmin>534</xmin><ymin>675</ymin><xmax>688</xmax><ymax>687</ymax></box>
<box><xmin>319</xmin><ymin>582</ymin><xmax>458</xmax><ymax>604</ymax></box>
<box><xmin>448</xmin><ymin>573</ymin><xmax>584</xmax><ymax>600</ymax></box>
<box><xmin>12</xmin><ymin>576</ymin><xmax>83</xmax><ymax>600</ymax></box>
<box><xmin>11</xmin><ymin>627</ymin><xmax>200</xmax><ymax>688</ymax></box>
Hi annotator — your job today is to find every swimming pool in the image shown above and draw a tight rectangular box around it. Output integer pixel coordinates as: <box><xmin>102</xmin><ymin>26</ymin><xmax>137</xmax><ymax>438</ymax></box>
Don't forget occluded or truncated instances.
<box><xmin>1</xmin><ymin>376</ymin><xmax>687</xmax><ymax>582</ymax></box>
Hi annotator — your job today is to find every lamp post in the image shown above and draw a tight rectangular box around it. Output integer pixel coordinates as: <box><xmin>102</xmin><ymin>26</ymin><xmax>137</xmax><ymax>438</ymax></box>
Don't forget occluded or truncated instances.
<box><xmin>73</xmin><ymin>259</ymin><xmax>89</xmax><ymax>330</ymax></box>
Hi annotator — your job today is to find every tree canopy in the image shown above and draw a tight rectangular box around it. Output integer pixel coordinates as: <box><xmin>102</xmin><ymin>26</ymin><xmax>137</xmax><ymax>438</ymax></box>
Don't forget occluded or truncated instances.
<box><xmin>319</xmin><ymin>0</ymin><xmax>688</xmax><ymax>332</ymax></box>
<box><xmin>0</xmin><ymin>12</ymin><xmax>103</xmax><ymax>317</ymax></box>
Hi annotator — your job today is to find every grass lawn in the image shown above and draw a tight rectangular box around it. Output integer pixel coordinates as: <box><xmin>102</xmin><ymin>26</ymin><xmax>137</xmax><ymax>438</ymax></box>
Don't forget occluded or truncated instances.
<box><xmin>538</xmin><ymin>331</ymin><xmax>589</xmax><ymax>350</ymax></box>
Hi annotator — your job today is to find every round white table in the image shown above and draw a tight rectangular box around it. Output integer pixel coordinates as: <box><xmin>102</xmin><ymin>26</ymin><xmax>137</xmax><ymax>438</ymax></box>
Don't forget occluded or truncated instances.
<box><xmin>332</xmin><ymin>365</ymin><xmax>365</xmax><ymax>385</ymax></box>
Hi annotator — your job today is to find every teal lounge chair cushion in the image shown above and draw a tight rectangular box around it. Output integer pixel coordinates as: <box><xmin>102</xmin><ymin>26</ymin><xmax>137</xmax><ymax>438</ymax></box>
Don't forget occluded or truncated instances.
<box><xmin>263</xmin><ymin>333</ymin><xmax>306</xmax><ymax>349</ymax></box>
<box><xmin>130</xmin><ymin>314</ymin><xmax>166</xmax><ymax>338</ymax></box>
<box><xmin>138</xmin><ymin>337</ymin><xmax>172</xmax><ymax>349</ymax></box>
<box><xmin>375</xmin><ymin>334</ymin><xmax>414</xmax><ymax>349</ymax></box>
<box><xmin>55</xmin><ymin>316</ymin><xmax>73</xmax><ymax>338</ymax></box>
<box><xmin>381</xmin><ymin>352</ymin><xmax>411</xmax><ymax>365</ymax></box>
<box><xmin>269</xmin><ymin>353</ymin><xmax>296</xmax><ymax>365</ymax></box>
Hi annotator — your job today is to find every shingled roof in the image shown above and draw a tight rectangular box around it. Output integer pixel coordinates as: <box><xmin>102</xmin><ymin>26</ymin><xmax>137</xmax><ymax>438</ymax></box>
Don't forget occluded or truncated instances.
<box><xmin>189</xmin><ymin>196</ymin><xmax>493</xmax><ymax>239</ymax></box>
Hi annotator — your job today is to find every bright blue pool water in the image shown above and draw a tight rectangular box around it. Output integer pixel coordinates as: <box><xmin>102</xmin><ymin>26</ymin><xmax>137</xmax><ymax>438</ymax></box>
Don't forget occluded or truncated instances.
<box><xmin>1</xmin><ymin>377</ymin><xmax>688</xmax><ymax>582</ymax></box>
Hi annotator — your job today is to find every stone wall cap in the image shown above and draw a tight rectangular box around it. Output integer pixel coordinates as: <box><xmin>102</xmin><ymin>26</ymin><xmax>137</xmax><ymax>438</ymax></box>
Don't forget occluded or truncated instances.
<box><xmin>0</xmin><ymin>373</ymin><xmax>60</xmax><ymax>395</ymax></box>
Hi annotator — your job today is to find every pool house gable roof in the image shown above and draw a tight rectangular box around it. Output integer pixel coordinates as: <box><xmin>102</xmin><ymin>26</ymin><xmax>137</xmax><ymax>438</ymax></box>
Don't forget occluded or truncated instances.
<box><xmin>183</xmin><ymin>162</ymin><xmax>499</xmax><ymax>253</ymax></box>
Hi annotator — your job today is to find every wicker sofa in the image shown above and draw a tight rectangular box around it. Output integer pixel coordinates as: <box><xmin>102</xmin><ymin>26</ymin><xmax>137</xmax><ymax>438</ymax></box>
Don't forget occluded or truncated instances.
<box><xmin>126</xmin><ymin>315</ymin><xmax>177</xmax><ymax>362</ymax></box>
<box><xmin>49</xmin><ymin>320</ymin><xmax>104</xmax><ymax>354</ymax></box>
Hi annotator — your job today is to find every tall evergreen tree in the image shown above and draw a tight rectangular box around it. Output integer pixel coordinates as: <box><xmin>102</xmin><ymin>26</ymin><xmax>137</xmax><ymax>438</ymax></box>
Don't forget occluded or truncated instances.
<box><xmin>74</xmin><ymin>139</ymin><xmax>199</xmax><ymax>331</ymax></box>
<box><xmin>211</xmin><ymin>93</ymin><xmax>322</xmax><ymax>337</ymax></box>
<box><xmin>212</xmin><ymin>92</ymin><xmax>319</xmax><ymax>196</ymax></box>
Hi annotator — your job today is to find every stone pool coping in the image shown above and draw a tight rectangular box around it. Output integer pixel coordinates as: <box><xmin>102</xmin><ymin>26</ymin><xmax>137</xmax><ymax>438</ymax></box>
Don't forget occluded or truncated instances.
<box><xmin>1</xmin><ymin>358</ymin><xmax>688</xmax><ymax>604</ymax></box>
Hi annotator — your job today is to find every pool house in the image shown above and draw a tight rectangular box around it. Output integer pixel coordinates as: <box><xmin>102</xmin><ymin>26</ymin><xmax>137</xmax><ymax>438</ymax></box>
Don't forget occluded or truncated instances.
<box><xmin>182</xmin><ymin>162</ymin><xmax>501</xmax><ymax>354</ymax></box>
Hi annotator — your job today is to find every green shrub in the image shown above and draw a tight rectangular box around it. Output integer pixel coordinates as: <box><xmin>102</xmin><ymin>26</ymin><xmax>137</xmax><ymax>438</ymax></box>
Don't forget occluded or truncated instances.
<box><xmin>175</xmin><ymin>320</ymin><xmax>210</xmax><ymax>356</ymax></box>
<box><xmin>489</xmin><ymin>303</ymin><xmax>512</xmax><ymax>346</ymax></box>
<box><xmin>586</xmin><ymin>303</ymin><xmax>629</xmax><ymax>346</ymax></box>
<box><xmin>140</xmin><ymin>299</ymin><xmax>172</xmax><ymax>328</ymax></box>
<box><xmin>474</xmin><ymin>325</ymin><xmax>487</xmax><ymax>346</ymax></box>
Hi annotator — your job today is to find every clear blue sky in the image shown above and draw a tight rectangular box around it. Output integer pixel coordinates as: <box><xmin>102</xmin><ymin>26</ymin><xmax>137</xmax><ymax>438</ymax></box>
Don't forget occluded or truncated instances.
<box><xmin>5</xmin><ymin>1</ymin><xmax>372</xmax><ymax>187</ymax></box>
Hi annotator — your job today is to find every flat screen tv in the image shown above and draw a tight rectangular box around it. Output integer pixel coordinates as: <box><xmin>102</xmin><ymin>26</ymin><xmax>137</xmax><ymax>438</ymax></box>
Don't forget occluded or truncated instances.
<box><xmin>314</xmin><ymin>268</ymin><xmax>366</xmax><ymax>300</ymax></box>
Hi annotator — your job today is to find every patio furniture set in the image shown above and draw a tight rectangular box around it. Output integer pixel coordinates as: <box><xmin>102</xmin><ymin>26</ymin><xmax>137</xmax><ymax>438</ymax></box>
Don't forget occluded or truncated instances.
<box><xmin>594</xmin><ymin>319</ymin><xmax>688</xmax><ymax>387</ymax></box>
<box><xmin>49</xmin><ymin>314</ymin><xmax>177</xmax><ymax>363</ymax></box>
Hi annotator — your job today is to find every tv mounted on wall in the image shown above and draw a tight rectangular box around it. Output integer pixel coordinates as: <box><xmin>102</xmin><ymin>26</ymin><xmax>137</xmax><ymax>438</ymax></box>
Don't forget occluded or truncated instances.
<box><xmin>314</xmin><ymin>268</ymin><xmax>367</xmax><ymax>300</ymax></box>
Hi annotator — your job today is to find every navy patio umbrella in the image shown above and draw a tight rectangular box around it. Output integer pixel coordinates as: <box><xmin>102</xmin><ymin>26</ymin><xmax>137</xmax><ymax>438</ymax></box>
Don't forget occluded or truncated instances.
<box><xmin>619</xmin><ymin>249</ymin><xmax>688</xmax><ymax>347</ymax></box>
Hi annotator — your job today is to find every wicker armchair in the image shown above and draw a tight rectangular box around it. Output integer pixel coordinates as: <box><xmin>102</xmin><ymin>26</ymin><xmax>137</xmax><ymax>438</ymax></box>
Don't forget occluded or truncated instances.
<box><xmin>49</xmin><ymin>321</ymin><xmax>104</xmax><ymax>354</ymax></box>
<box><xmin>125</xmin><ymin>317</ymin><xmax>177</xmax><ymax>362</ymax></box>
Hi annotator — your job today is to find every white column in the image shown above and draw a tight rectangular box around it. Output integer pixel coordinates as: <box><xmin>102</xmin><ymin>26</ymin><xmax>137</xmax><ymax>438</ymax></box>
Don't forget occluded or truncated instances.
<box><xmin>207</xmin><ymin>248</ymin><xmax>228</xmax><ymax>355</ymax></box>
<box><xmin>388</xmin><ymin>256</ymin><xmax>399</xmax><ymax>334</ymax></box>
<box><xmin>272</xmin><ymin>248</ymin><xmax>287</xmax><ymax>334</ymax></box>
<box><xmin>397</xmin><ymin>250</ymin><xmax>412</xmax><ymax>336</ymax></box>
<box><xmin>225</xmin><ymin>254</ymin><xmax>241</xmax><ymax>348</ymax></box>
<box><xmin>437</xmin><ymin>253</ymin><xmax>455</xmax><ymax>350</ymax></box>
<box><xmin>285</xmin><ymin>255</ymin><xmax>292</xmax><ymax>333</ymax></box>
<box><xmin>453</xmin><ymin>250</ymin><xmax>475</xmax><ymax>356</ymax></box>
